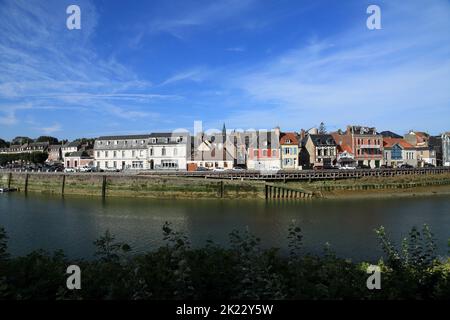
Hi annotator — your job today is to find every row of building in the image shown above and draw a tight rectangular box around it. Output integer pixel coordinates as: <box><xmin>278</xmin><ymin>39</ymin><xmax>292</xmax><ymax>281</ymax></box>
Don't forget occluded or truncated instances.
<box><xmin>90</xmin><ymin>125</ymin><xmax>450</xmax><ymax>171</ymax></box>
<box><xmin>2</xmin><ymin>125</ymin><xmax>450</xmax><ymax>171</ymax></box>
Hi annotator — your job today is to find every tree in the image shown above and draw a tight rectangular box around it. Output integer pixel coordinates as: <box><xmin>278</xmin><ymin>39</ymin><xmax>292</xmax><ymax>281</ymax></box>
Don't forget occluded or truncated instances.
<box><xmin>11</xmin><ymin>136</ymin><xmax>33</xmax><ymax>145</ymax></box>
<box><xmin>35</xmin><ymin>136</ymin><xmax>59</xmax><ymax>144</ymax></box>
<box><xmin>0</xmin><ymin>139</ymin><xmax>9</xmax><ymax>148</ymax></box>
<box><xmin>318</xmin><ymin>122</ymin><xmax>327</xmax><ymax>134</ymax></box>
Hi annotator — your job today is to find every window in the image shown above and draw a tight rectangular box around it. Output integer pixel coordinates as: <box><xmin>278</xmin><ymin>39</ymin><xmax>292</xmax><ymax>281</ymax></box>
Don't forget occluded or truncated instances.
<box><xmin>113</xmin><ymin>161</ymin><xmax>117</xmax><ymax>168</ymax></box>
<box><xmin>174</xmin><ymin>148</ymin><xmax>177</xmax><ymax>156</ymax></box>
<box><xmin>150</xmin><ymin>148</ymin><xmax>153</xmax><ymax>156</ymax></box>
<box><xmin>254</xmin><ymin>150</ymin><xmax>258</xmax><ymax>157</ymax></box>
<box><xmin>105</xmin><ymin>151</ymin><xmax>109</xmax><ymax>158</ymax></box>
<box><xmin>113</xmin><ymin>151</ymin><xmax>117</xmax><ymax>158</ymax></box>
<box><xmin>162</xmin><ymin>147</ymin><xmax>166</xmax><ymax>156</ymax></box>
<box><xmin>105</xmin><ymin>161</ymin><xmax>108</xmax><ymax>168</ymax></box>
<box><xmin>122</xmin><ymin>151</ymin><xmax>125</xmax><ymax>158</ymax></box>
<box><xmin>132</xmin><ymin>151</ymin><xmax>136</xmax><ymax>157</ymax></box>
<box><xmin>392</xmin><ymin>145</ymin><xmax>402</xmax><ymax>160</ymax></box>
<box><xmin>96</xmin><ymin>151</ymin><xmax>100</xmax><ymax>158</ymax></box>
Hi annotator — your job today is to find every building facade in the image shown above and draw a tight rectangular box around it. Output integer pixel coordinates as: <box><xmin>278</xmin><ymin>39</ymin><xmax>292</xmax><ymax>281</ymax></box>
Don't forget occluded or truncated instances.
<box><xmin>333</xmin><ymin>126</ymin><xmax>383</xmax><ymax>168</ymax></box>
<box><xmin>279</xmin><ymin>132</ymin><xmax>300</xmax><ymax>170</ymax></box>
<box><xmin>65</xmin><ymin>151</ymin><xmax>94</xmax><ymax>169</ymax></box>
<box><xmin>404</xmin><ymin>131</ymin><xmax>436</xmax><ymax>166</ymax></box>
<box><xmin>94</xmin><ymin>135</ymin><xmax>152</xmax><ymax>170</ymax></box>
<box><xmin>246</xmin><ymin>129</ymin><xmax>281</xmax><ymax>171</ymax></box>
<box><xmin>47</xmin><ymin>145</ymin><xmax>62</xmax><ymax>162</ymax></box>
<box><xmin>383</xmin><ymin>138</ymin><xmax>417</xmax><ymax>168</ymax></box>
<box><xmin>148</xmin><ymin>133</ymin><xmax>189</xmax><ymax>170</ymax></box>
<box><xmin>300</xmin><ymin>134</ymin><xmax>337</xmax><ymax>169</ymax></box>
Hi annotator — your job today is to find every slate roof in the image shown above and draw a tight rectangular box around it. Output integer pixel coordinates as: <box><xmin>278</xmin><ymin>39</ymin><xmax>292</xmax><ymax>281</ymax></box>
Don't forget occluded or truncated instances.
<box><xmin>309</xmin><ymin>134</ymin><xmax>337</xmax><ymax>147</ymax></box>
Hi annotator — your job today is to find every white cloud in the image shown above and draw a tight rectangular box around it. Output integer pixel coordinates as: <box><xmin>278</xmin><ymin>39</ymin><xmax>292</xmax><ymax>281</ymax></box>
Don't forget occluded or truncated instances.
<box><xmin>223</xmin><ymin>0</ymin><xmax>450</xmax><ymax>134</ymax></box>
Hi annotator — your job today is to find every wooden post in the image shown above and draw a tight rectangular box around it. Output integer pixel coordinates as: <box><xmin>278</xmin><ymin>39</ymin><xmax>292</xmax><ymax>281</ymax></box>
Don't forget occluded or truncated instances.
<box><xmin>102</xmin><ymin>176</ymin><xmax>107</xmax><ymax>199</ymax></box>
<box><xmin>265</xmin><ymin>183</ymin><xmax>268</xmax><ymax>199</ymax></box>
<box><xmin>7</xmin><ymin>172</ymin><xmax>12</xmax><ymax>189</ymax></box>
<box><xmin>61</xmin><ymin>174</ymin><xmax>66</xmax><ymax>196</ymax></box>
<box><xmin>220</xmin><ymin>180</ymin><xmax>224</xmax><ymax>198</ymax></box>
<box><xmin>24</xmin><ymin>173</ymin><xmax>29</xmax><ymax>194</ymax></box>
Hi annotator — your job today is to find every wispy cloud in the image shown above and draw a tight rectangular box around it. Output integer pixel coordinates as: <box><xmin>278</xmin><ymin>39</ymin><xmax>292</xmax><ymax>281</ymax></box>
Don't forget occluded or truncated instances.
<box><xmin>139</xmin><ymin>0</ymin><xmax>256</xmax><ymax>41</ymax></box>
<box><xmin>40</xmin><ymin>123</ymin><xmax>62</xmax><ymax>135</ymax></box>
<box><xmin>222</xmin><ymin>0</ymin><xmax>450</xmax><ymax>134</ymax></box>
<box><xmin>160</xmin><ymin>68</ymin><xmax>210</xmax><ymax>86</ymax></box>
<box><xmin>0</xmin><ymin>0</ymin><xmax>169</xmax><ymax>137</ymax></box>
<box><xmin>226</xmin><ymin>47</ymin><xmax>246</xmax><ymax>52</ymax></box>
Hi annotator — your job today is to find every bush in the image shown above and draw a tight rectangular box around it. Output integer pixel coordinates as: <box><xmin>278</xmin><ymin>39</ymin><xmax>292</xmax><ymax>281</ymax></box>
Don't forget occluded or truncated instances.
<box><xmin>0</xmin><ymin>224</ymin><xmax>449</xmax><ymax>300</ymax></box>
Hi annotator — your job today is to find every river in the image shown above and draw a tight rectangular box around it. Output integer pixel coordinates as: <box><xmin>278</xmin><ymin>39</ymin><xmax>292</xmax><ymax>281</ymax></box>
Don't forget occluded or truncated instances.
<box><xmin>0</xmin><ymin>192</ymin><xmax>449</xmax><ymax>261</ymax></box>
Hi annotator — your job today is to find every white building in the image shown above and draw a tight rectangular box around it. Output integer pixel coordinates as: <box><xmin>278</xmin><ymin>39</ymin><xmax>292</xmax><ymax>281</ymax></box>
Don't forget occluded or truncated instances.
<box><xmin>148</xmin><ymin>133</ymin><xmax>189</xmax><ymax>170</ymax></box>
<box><xmin>94</xmin><ymin>135</ymin><xmax>151</xmax><ymax>170</ymax></box>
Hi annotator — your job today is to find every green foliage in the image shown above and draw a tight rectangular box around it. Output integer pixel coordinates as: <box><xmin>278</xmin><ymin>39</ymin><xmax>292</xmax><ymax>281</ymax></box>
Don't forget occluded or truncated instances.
<box><xmin>0</xmin><ymin>152</ymin><xmax>48</xmax><ymax>166</ymax></box>
<box><xmin>0</xmin><ymin>139</ymin><xmax>9</xmax><ymax>149</ymax></box>
<box><xmin>11</xmin><ymin>137</ymin><xmax>33</xmax><ymax>145</ymax></box>
<box><xmin>0</xmin><ymin>227</ymin><xmax>8</xmax><ymax>261</ymax></box>
<box><xmin>0</xmin><ymin>224</ymin><xmax>449</xmax><ymax>300</ymax></box>
<box><xmin>35</xmin><ymin>136</ymin><xmax>59</xmax><ymax>144</ymax></box>
<box><xmin>94</xmin><ymin>229</ymin><xmax>131</xmax><ymax>262</ymax></box>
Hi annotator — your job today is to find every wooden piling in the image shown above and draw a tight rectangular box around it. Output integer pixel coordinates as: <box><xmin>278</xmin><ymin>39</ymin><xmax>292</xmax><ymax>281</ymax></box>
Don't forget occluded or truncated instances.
<box><xmin>61</xmin><ymin>175</ymin><xmax>66</xmax><ymax>196</ymax></box>
<box><xmin>101</xmin><ymin>176</ymin><xmax>107</xmax><ymax>199</ymax></box>
<box><xmin>7</xmin><ymin>172</ymin><xmax>12</xmax><ymax>189</ymax></box>
<box><xmin>24</xmin><ymin>173</ymin><xmax>29</xmax><ymax>193</ymax></box>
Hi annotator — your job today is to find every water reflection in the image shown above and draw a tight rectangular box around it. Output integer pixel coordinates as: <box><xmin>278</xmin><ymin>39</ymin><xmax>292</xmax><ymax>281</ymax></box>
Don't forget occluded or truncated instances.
<box><xmin>0</xmin><ymin>192</ymin><xmax>449</xmax><ymax>261</ymax></box>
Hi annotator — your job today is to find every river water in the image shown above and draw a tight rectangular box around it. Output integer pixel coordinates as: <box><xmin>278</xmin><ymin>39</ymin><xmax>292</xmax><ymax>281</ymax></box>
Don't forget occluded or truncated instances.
<box><xmin>0</xmin><ymin>192</ymin><xmax>449</xmax><ymax>261</ymax></box>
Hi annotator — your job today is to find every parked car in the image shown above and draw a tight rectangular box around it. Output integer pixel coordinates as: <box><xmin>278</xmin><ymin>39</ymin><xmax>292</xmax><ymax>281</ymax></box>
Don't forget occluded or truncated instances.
<box><xmin>357</xmin><ymin>164</ymin><xmax>371</xmax><ymax>169</ymax></box>
<box><xmin>424</xmin><ymin>163</ymin><xmax>435</xmax><ymax>168</ymax></box>
<box><xmin>64</xmin><ymin>168</ymin><xmax>76</xmax><ymax>173</ymax></box>
<box><xmin>381</xmin><ymin>164</ymin><xmax>393</xmax><ymax>169</ymax></box>
<box><xmin>104</xmin><ymin>167</ymin><xmax>120</xmax><ymax>172</ymax></box>
<box><xmin>400</xmin><ymin>164</ymin><xmax>414</xmax><ymax>169</ymax></box>
<box><xmin>339</xmin><ymin>166</ymin><xmax>356</xmax><ymax>170</ymax></box>
<box><xmin>213</xmin><ymin>167</ymin><xmax>225</xmax><ymax>172</ymax></box>
<box><xmin>196</xmin><ymin>167</ymin><xmax>209</xmax><ymax>172</ymax></box>
<box><xmin>79</xmin><ymin>166</ymin><xmax>93</xmax><ymax>172</ymax></box>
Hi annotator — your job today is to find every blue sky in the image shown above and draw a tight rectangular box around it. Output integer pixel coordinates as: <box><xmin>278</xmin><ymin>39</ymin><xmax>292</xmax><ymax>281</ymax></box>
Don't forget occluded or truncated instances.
<box><xmin>0</xmin><ymin>0</ymin><xmax>449</xmax><ymax>140</ymax></box>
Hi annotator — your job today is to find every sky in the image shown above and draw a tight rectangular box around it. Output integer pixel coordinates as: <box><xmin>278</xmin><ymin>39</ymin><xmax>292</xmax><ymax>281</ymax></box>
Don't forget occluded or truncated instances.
<box><xmin>0</xmin><ymin>0</ymin><xmax>449</xmax><ymax>140</ymax></box>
